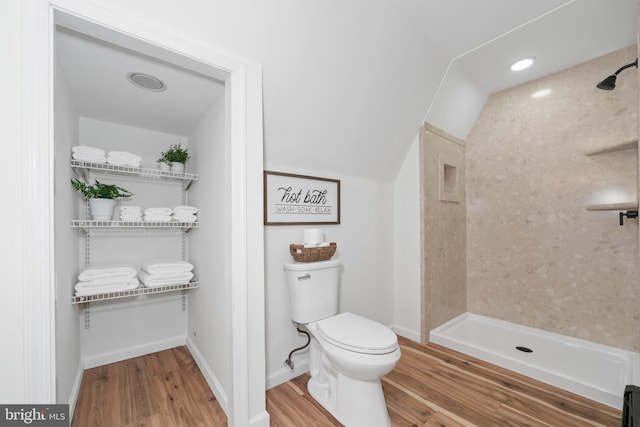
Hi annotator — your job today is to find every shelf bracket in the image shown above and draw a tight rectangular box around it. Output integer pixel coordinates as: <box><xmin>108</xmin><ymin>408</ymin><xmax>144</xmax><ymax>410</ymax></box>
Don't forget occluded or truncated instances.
<box><xmin>181</xmin><ymin>290</ymin><xmax>187</xmax><ymax>311</ymax></box>
<box><xmin>619</xmin><ymin>210</ymin><xmax>638</xmax><ymax>226</ymax></box>
<box><xmin>83</xmin><ymin>303</ymin><xmax>91</xmax><ymax>329</ymax></box>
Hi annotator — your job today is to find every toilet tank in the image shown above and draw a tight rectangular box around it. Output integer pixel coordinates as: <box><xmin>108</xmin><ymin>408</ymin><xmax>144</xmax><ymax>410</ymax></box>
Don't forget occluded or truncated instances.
<box><xmin>283</xmin><ymin>258</ymin><xmax>341</xmax><ymax>324</ymax></box>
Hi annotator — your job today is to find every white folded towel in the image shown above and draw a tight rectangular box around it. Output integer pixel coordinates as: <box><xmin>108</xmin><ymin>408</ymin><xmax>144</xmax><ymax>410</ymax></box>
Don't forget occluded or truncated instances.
<box><xmin>173</xmin><ymin>205</ymin><xmax>198</xmax><ymax>215</ymax></box>
<box><xmin>72</xmin><ymin>152</ymin><xmax>107</xmax><ymax>163</ymax></box>
<box><xmin>144</xmin><ymin>207</ymin><xmax>172</xmax><ymax>219</ymax></box>
<box><xmin>138</xmin><ymin>271</ymin><xmax>194</xmax><ymax>288</ymax></box>
<box><xmin>120</xmin><ymin>206</ymin><xmax>142</xmax><ymax>221</ymax></box>
<box><xmin>120</xmin><ymin>205</ymin><xmax>142</xmax><ymax>213</ymax></box>
<box><xmin>72</xmin><ymin>145</ymin><xmax>105</xmax><ymax>156</ymax></box>
<box><xmin>142</xmin><ymin>259</ymin><xmax>194</xmax><ymax>275</ymax></box>
<box><xmin>75</xmin><ymin>276</ymin><xmax>140</xmax><ymax>288</ymax></box>
<box><xmin>144</xmin><ymin>207</ymin><xmax>173</xmax><ymax>216</ymax></box>
<box><xmin>143</xmin><ymin>215</ymin><xmax>172</xmax><ymax>222</ymax></box>
<box><xmin>107</xmin><ymin>151</ymin><xmax>143</xmax><ymax>163</ymax></box>
<box><xmin>74</xmin><ymin>278</ymin><xmax>140</xmax><ymax>296</ymax></box>
<box><xmin>107</xmin><ymin>157</ymin><xmax>141</xmax><ymax>168</ymax></box>
<box><xmin>78</xmin><ymin>264</ymin><xmax>137</xmax><ymax>282</ymax></box>
<box><xmin>172</xmin><ymin>214</ymin><xmax>197</xmax><ymax>223</ymax></box>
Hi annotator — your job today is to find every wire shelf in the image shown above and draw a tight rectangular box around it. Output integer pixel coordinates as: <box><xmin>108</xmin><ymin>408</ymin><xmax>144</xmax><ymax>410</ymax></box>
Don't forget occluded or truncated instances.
<box><xmin>70</xmin><ymin>159</ymin><xmax>199</xmax><ymax>189</ymax></box>
<box><xmin>72</xmin><ymin>281</ymin><xmax>199</xmax><ymax>304</ymax></box>
<box><xmin>70</xmin><ymin>220</ymin><xmax>198</xmax><ymax>231</ymax></box>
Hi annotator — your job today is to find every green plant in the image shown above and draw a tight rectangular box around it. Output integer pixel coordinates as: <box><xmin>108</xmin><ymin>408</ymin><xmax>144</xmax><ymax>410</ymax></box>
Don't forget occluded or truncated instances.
<box><xmin>160</xmin><ymin>143</ymin><xmax>190</xmax><ymax>164</ymax></box>
<box><xmin>71</xmin><ymin>179</ymin><xmax>133</xmax><ymax>199</ymax></box>
<box><xmin>156</xmin><ymin>157</ymin><xmax>171</xmax><ymax>164</ymax></box>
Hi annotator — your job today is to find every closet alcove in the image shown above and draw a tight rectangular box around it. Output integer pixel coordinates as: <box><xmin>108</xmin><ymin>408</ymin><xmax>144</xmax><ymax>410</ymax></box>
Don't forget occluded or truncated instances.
<box><xmin>51</xmin><ymin>18</ymin><xmax>257</xmax><ymax>422</ymax></box>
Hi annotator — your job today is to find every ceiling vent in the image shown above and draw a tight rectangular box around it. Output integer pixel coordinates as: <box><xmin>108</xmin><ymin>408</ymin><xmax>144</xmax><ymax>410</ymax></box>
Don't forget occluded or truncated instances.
<box><xmin>126</xmin><ymin>72</ymin><xmax>166</xmax><ymax>92</ymax></box>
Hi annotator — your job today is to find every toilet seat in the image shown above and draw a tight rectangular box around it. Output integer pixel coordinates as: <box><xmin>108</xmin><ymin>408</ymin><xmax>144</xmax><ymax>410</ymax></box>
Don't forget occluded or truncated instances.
<box><xmin>316</xmin><ymin>312</ymin><xmax>398</xmax><ymax>355</ymax></box>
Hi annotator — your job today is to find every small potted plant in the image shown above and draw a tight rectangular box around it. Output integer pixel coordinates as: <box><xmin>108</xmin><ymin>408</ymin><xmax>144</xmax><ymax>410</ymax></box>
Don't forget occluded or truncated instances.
<box><xmin>159</xmin><ymin>143</ymin><xmax>190</xmax><ymax>173</ymax></box>
<box><xmin>71</xmin><ymin>178</ymin><xmax>133</xmax><ymax>221</ymax></box>
<box><xmin>156</xmin><ymin>157</ymin><xmax>171</xmax><ymax>171</ymax></box>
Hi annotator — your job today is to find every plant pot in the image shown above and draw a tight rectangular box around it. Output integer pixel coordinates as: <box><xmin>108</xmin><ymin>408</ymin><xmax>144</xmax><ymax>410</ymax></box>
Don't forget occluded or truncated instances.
<box><xmin>170</xmin><ymin>162</ymin><xmax>185</xmax><ymax>173</ymax></box>
<box><xmin>157</xmin><ymin>161</ymin><xmax>171</xmax><ymax>171</ymax></box>
<box><xmin>89</xmin><ymin>198</ymin><xmax>116</xmax><ymax>221</ymax></box>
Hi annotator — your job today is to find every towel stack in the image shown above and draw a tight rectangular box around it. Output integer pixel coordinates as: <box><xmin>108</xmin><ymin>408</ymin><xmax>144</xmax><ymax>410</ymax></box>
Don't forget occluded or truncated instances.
<box><xmin>72</xmin><ymin>146</ymin><xmax>107</xmax><ymax>163</ymax></box>
<box><xmin>107</xmin><ymin>151</ymin><xmax>142</xmax><ymax>168</ymax></box>
<box><xmin>139</xmin><ymin>259</ymin><xmax>194</xmax><ymax>288</ymax></box>
<box><xmin>172</xmin><ymin>205</ymin><xmax>198</xmax><ymax>223</ymax></box>
<box><xmin>144</xmin><ymin>207</ymin><xmax>173</xmax><ymax>222</ymax></box>
<box><xmin>75</xmin><ymin>264</ymin><xmax>139</xmax><ymax>296</ymax></box>
<box><xmin>120</xmin><ymin>205</ymin><xmax>142</xmax><ymax>221</ymax></box>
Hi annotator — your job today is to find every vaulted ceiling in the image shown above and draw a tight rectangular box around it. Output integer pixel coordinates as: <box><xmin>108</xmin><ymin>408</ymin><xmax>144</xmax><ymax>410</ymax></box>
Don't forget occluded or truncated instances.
<box><xmin>397</xmin><ymin>0</ymin><xmax>637</xmax><ymax>95</ymax></box>
<box><xmin>55</xmin><ymin>0</ymin><xmax>637</xmax><ymax>179</ymax></box>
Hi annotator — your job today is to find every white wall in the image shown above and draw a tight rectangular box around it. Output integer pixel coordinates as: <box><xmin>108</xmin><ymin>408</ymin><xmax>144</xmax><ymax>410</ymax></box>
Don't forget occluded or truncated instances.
<box><xmin>391</xmin><ymin>135</ymin><xmax>421</xmax><ymax>341</ymax></box>
<box><xmin>425</xmin><ymin>61</ymin><xmax>488</xmax><ymax>141</ymax></box>
<box><xmin>186</xmin><ymin>95</ymin><xmax>233</xmax><ymax>408</ymax></box>
<box><xmin>54</xmin><ymin>56</ymin><xmax>82</xmax><ymax>406</ymax></box>
<box><xmin>264</xmin><ymin>166</ymin><xmax>395</xmax><ymax>388</ymax></box>
<box><xmin>0</xmin><ymin>0</ymin><xmax>25</xmax><ymax>403</ymax></box>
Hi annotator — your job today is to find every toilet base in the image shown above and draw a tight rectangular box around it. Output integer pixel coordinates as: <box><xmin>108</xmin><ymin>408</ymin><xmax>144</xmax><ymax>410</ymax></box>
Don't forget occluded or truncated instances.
<box><xmin>307</xmin><ymin>341</ymin><xmax>391</xmax><ymax>427</ymax></box>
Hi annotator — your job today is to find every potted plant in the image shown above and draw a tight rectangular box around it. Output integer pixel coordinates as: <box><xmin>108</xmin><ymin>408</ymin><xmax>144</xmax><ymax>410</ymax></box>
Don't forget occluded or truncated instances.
<box><xmin>160</xmin><ymin>143</ymin><xmax>190</xmax><ymax>172</ymax></box>
<box><xmin>156</xmin><ymin>157</ymin><xmax>171</xmax><ymax>171</ymax></box>
<box><xmin>71</xmin><ymin>178</ymin><xmax>133</xmax><ymax>221</ymax></box>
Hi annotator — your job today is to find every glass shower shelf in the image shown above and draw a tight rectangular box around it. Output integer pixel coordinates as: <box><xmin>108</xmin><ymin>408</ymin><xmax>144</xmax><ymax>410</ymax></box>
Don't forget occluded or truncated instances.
<box><xmin>70</xmin><ymin>159</ymin><xmax>198</xmax><ymax>189</ymax></box>
<box><xmin>72</xmin><ymin>281</ymin><xmax>199</xmax><ymax>304</ymax></box>
<box><xmin>584</xmin><ymin>137</ymin><xmax>638</xmax><ymax>156</ymax></box>
<box><xmin>584</xmin><ymin>201</ymin><xmax>638</xmax><ymax>211</ymax></box>
<box><xmin>71</xmin><ymin>220</ymin><xmax>198</xmax><ymax>232</ymax></box>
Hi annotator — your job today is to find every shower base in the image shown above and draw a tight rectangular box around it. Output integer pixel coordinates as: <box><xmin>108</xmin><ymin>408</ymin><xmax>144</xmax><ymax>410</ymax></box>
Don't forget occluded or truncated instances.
<box><xmin>430</xmin><ymin>312</ymin><xmax>640</xmax><ymax>409</ymax></box>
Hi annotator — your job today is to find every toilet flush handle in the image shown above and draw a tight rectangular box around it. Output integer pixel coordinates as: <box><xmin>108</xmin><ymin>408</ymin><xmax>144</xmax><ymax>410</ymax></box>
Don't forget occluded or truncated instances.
<box><xmin>298</xmin><ymin>273</ymin><xmax>311</xmax><ymax>281</ymax></box>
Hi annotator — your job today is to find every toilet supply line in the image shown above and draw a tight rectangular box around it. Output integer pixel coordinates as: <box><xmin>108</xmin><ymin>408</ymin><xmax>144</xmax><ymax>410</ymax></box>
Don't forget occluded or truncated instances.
<box><xmin>284</xmin><ymin>323</ymin><xmax>311</xmax><ymax>370</ymax></box>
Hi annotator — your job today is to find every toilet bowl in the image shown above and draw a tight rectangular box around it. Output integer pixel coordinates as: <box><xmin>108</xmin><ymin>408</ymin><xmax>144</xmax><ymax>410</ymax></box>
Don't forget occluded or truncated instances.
<box><xmin>304</xmin><ymin>313</ymin><xmax>400</xmax><ymax>427</ymax></box>
<box><xmin>309</xmin><ymin>312</ymin><xmax>400</xmax><ymax>380</ymax></box>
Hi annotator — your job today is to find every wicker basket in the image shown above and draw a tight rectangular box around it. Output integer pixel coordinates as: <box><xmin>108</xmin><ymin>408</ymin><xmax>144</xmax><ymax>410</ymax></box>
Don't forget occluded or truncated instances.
<box><xmin>289</xmin><ymin>242</ymin><xmax>337</xmax><ymax>263</ymax></box>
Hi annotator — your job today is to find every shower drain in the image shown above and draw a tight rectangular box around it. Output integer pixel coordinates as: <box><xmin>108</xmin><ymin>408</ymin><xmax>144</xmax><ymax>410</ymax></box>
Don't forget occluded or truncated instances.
<box><xmin>516</xmin><ymin>346</ymin><xmax>533</xmax><ymax>353</ymax></box>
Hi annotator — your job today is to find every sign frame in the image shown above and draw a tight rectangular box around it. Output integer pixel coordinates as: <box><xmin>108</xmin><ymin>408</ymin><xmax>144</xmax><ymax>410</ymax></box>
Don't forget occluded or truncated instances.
<box><xmin>263</xmin><ymin>171</ymin><xmax>341</xmax><ymax>225</ymax></box>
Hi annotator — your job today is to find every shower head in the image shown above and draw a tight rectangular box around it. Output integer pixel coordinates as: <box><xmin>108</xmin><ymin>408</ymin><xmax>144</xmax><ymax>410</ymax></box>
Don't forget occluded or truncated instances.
<box><xmin>596</xmin><ymin>74</ymin><xmax>618</xmax><ymax>90</ymax></box>
<box><xmin>596</xmin><ymin>58</ymin><xmax>638</xmax><ymax>90</ymax></box>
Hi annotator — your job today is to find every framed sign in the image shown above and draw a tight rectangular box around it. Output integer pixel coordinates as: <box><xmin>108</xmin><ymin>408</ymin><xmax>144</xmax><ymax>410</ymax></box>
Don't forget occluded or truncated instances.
<box><xmin>264</xmin><ymin>171</ymin><xmax>340</xmax><ymax>225</ymax></box>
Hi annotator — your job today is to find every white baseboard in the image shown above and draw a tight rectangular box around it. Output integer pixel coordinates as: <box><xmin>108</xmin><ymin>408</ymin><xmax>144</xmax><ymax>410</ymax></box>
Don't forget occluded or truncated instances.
<box><xmin>186</xmin><ymin>337</ymin><xmax>229</xmax><ymax>416</ymax></box>
<box><xmin>67</xmin><ymin>361</ymin><xmax>84</xmax><ymax>424</ymax></box>
<box><xmin>391</xmin><ymin>325</ymin><xmax>420</xmax><ymax>342</ymax></box>
<box><xmin>82</xmin><ymin>336</ymin><xmax>186</xmax><ymax>369</ymax></box>
<box><xmin>249</xmin><ymin>410</ymin><xmax>271</xmax><ymax>427</ymax></box>
<box><xmin>265</xmin><ymin>356</ymin><xmax>310</xmax><ymax>390</ymax></box>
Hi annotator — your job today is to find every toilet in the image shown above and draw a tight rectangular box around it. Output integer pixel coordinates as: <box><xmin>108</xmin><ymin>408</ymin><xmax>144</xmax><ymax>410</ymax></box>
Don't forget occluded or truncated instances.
<box><xmin>284</xmin><ymin>258</ymin><xmax>400</xmax><ymax>427</ymax></box>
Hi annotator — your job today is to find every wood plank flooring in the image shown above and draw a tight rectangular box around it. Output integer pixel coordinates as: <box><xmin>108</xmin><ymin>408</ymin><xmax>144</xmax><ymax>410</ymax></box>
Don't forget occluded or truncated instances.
<box><xmin>71</xmin><ymin>346</ymin><xmax>227</xmax><ymax>427</ymax></box>
<box><xmin>72</xmin><ymin>337</ymin><xmax>622</xmax><ymax>426</ymax></box>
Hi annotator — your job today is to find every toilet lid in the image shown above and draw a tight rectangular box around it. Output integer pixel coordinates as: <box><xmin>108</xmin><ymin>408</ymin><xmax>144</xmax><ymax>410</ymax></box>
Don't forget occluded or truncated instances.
<box><xmin>317</xmin><ymin>312</ymin><xmax>398</xmax><ymax>355</ymax></box>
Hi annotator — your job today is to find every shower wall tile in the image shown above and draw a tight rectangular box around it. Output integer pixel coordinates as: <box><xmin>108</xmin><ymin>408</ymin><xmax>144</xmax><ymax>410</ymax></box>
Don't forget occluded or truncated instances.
<box><xmin>466</xmin><ymin>46</ymin><xmax>640</xmax><ymax>352</ymax></box>
<box><xmin>420</xmin><ymin>123</ymin><xmax>467</xmax><ymax>340</ymax></box>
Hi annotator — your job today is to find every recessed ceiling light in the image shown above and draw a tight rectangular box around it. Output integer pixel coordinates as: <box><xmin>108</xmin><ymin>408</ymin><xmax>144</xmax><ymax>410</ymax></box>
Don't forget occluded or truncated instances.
<box><xmin>126</xmin><ymin>72</ymin><xmax>166</xmax><ymax>92</ymax></box>
<box><xmin>510</xmin><ymin>57</ymin><xmax>535</xmax><ymax>71</ymax></box>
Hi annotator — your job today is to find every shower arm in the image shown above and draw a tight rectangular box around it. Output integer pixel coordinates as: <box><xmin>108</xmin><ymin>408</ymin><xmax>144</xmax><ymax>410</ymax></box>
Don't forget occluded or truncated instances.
<box><xmin>613</xmin><ymin>59</ymin><xmax>638</xmax><ymax>76</ymax></box>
